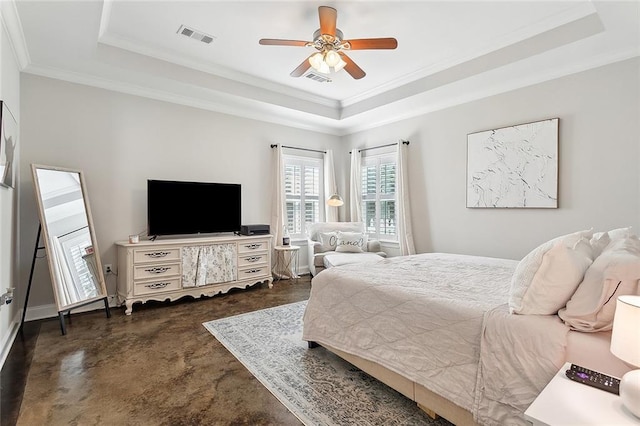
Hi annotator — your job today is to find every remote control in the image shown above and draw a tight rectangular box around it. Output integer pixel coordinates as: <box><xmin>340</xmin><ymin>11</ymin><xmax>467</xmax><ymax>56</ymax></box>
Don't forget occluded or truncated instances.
<box><xmin>565</xmin><ymin>364</ymin><xmax>620</xmax><ymax>395</ymax></box>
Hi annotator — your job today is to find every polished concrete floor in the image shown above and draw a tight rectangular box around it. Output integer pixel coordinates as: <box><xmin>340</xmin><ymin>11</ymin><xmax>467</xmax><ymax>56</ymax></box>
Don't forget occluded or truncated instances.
<box><xmin>2</xmin><ymin>276</ymin><xmax>311</xmax><ymax>426</ymax></box>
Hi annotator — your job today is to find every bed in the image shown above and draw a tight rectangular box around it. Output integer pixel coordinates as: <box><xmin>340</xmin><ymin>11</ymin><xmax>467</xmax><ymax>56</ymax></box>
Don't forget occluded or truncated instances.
<box><xmin>302</xmin><ymin>251</ymin><xmax>633</xmax><ymax>426</ymax></box>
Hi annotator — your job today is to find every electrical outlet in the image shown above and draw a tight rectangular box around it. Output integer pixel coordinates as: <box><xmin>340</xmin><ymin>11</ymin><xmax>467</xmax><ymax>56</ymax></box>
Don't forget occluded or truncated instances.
<box><xmin>104</xmin><ymin>264</ymin><xmax>113</xmax><ymax>274</ymax></box>
<box><xmin>1</xmin><ymin>288</ymin><xmax>13</xmax><ymax>305</ymax></box>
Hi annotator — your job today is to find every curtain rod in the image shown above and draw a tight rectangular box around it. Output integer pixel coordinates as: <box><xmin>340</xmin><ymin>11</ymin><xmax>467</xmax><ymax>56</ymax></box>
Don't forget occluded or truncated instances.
<box><xmin>270</xmin><ymin>144</ymin><xmax>326</xmax><ymax>154</ymax></box>
<box><xmin>349</xmin><ymin>140</ymin><xmax>409</xmax><ymax>154</ymax></box>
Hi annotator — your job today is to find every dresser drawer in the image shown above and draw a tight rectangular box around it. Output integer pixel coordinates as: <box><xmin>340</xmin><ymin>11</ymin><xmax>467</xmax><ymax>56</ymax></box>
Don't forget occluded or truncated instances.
<box><xmin>238</xmin><ymin>265</ymin><xmax>270</xmax><ymax>279</ymax></box>
<box><xmin>238</xmin><ymin>240</ymin><xmax>269</xmax><ymax>253</ymax></box>
<box><xmin>133</xmin><ymin>247</ymin><xmax>180</xmax><ymax>264</ymax></box>
<box><xmin>134</xmin><ymin>277</ymin><xmax>181</xmax><ymax>296</ymax></box>
<box><xmin>133</xmin><ymin>262</ymin><xmax>181</xmax><ymax>280</ymax></box>
<box><xmin>237</xmin><ymin>251</ymin><xmax>268</xmax><ymax>267</ymax></box>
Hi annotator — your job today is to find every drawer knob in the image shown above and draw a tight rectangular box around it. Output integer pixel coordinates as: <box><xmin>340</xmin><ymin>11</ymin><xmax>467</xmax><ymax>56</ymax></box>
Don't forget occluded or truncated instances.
<box><xmin>245</xmin><ymin>256</ymin><xmax>261</xmax><ymax>263</ymax></box>
<box><xmin>146</xmin><ymin>251</ymin><xmax>169</xmax><ymax>258</ymax></box>
<box><xmin>145</xmin><ymin>282</ymin><xmax>169</xmax><ymax>289</ymax></box>
<box><xmin>244</xmin><ymin>269</ymin><xmax>261</xmax><ymax>274</ymax></box>
<box><xmin>144</xmin><ymin>266</ymin><xmax>171</xmax><ymax>274</ymax></box>
<box><xmin>244</xmin><ymin>243</ymin><xmax>261</xmax><ymax>250</ymax></box>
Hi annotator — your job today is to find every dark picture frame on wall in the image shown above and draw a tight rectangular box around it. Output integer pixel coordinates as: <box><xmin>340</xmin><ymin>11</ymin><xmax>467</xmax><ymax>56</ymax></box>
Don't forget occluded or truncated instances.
<box><xmin>0</xmin><ymin>101</ymin><xmax>18</xmax><ymax>189</ymax></box>
<box><xmin>466</xmin><ymin>118</ymin><xmax>559</xmax><ymax>208</ymax></box>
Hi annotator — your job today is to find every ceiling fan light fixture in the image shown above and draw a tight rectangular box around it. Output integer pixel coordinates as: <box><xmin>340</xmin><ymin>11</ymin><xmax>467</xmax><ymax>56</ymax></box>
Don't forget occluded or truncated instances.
<box><xmin>324</xmin><ymin>49</ymin><xmax>341</xmax><ymax>67</ymax></box>
<box><xmin>333</xmin><ymin>58</ymin><xmax>347</xmax><ymax>72</ymax></box>
<box><xmin>259</xmin><ymin>6</ymin><xmax>396</xmax><ymax>80</ymax></box>
<box><xmin>309</xmin><ymin>52</ymin><xmax>324</xmax><ymax>71</ymax></box>
<box><xmin>317</xmin><ymin>60</ymin><xmax>331</xmax><ymax>74</ymax></box>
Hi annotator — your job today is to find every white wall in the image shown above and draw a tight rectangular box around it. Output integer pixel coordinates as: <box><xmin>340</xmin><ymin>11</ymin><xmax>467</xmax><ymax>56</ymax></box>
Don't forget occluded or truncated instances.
<box><xmin>19</xmin><ymin>74</ymin><xmax>340</xmax><ymax>312</ymax></box>
<box><xmin>343</xmin><ymin>58</ymin><xmax>640</xmax><ymax>260</ymax></box>
<box><xmin>0</xmin><ymin>12</ymin><xmax>21</xmax><ymax>366</ymax></box>
<box><xmin>17</xmin><ymin>58</ymin><xmax>640</xmax><ymax>317</ymax></box>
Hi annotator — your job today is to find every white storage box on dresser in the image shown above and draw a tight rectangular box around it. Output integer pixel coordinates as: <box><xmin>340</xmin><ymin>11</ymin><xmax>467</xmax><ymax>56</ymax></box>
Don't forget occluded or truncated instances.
<box><xmin>116</xmin><ymin>235</ymin><xmax>272</xmax><ymax>315</ymax></box>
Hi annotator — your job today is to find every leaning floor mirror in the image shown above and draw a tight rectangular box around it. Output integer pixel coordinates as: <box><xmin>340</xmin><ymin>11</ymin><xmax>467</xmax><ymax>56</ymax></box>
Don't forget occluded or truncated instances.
<box><xmin>31</xmin><ymin>164</ymin><xmax>110</xmax><ymax>334</ymax></box>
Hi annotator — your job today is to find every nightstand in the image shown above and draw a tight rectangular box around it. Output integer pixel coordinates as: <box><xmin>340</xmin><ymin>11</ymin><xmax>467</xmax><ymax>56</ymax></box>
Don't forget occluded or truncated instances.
<box><xmin>524</xmin><ymin>362</ymin><xmax>639</xmax><ymax>425</ymax></box>
<box><xmin>273</xmin><ymin>245</ymin><xmax>300</xmax><ymax>281</ymax></box>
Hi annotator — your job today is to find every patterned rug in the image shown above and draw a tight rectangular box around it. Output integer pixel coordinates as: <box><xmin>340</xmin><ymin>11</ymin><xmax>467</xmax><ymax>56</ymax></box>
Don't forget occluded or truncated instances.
<box><xmin>203</xmin><ymin>301</ymin><xmax>451</xmax><ymax>426</ymax></box>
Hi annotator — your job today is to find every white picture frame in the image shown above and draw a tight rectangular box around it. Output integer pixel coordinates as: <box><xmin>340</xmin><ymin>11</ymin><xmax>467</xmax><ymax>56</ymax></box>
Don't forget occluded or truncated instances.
<box><xmin>466</xmin><ymin>118</ymin><xmax>558</xmax><ymax>208</ymax></box>
<box><xmin>0</xmin><ymin>101</ymin><xmax>18</xmax><ymax>189</ymax></box>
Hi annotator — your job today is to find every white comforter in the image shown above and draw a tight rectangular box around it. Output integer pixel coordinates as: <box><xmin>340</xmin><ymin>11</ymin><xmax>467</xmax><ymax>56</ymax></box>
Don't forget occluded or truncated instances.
<box><xmin>302</xmin><ymin>253</ymin><xmax>570</xmax><ymax>425</ymax></box>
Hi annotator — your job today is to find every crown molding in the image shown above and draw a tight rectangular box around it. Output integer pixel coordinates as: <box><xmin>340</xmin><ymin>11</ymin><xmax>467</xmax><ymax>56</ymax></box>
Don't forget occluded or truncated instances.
<box><xmin>97</xmin><ymin>33</ymin><xmax>340</xmax><ymax>110</ymax></box>
<box><xmin>23</xmin><ymin>63</ymin><xmax>343</xmax><ymax>136</ymax></box>
<box><xmin>0</xmin><ymin>0</ymin><xmax>30</xmax><ymax>70</ymax></box>
<box><xmin>340</xmin><ymin>1</ymin><xmax>599</xmax><ymax>108</ymax></box>
<box><xmin>338</xmin><ymin>48</ymin><xmax>639</xmax><ymax>136</ymax></box>
<box><xmin>22</xmin><ymin>43</ymin><xmax>639</xmax><ymax>140</ymax></box>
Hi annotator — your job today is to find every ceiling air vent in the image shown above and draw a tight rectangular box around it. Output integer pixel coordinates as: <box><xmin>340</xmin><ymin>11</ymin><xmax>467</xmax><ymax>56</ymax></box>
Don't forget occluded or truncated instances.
<box><xmin>304</xmin><ymin>72</ymin><xmax>332</xmax><ymax>83</ymax></box>
<box><xmin>177</xmin><ymin>25</ymin><xmax>215</xmax><ymax>44</ymax></box>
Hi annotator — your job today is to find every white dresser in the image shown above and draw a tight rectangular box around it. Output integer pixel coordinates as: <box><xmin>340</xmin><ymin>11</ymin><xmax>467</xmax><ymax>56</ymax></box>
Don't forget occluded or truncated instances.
<box><xmin>116</xmin><ymin>234</ymin><xmax>272</xmax><ymax>315</ymax></box>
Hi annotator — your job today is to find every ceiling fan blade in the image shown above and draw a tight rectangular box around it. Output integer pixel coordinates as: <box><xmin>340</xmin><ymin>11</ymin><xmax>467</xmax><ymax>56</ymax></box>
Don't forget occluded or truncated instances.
<box><xmin>290</xmin><ymin>56</ymin><xmax>313</xmax><ymax>77</ymax></box>
<box><xmin>259</xmin><ymin>39</ymin><xmax>310</xmax><ymax>47</ymax></box>
<box><xmin>339</xmin><ymin>52</ymin><xmax>366</xmax><ymax>80</ymax></box>
<box><xmin>319</xmin><ymin>6</ymin><xmax>337</xmax><ymax>36</ymax></box>
<box><xmin>344</xmin><ymin>38</ymin><xmax>398</xmax><ymax>50</ymax></box>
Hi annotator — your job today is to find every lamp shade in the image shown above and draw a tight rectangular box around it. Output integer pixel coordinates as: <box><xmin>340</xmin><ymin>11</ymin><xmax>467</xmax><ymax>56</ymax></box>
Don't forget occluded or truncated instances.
<box><xmin>611</xmin><ymin>295</ymin><xmax>640</xmax><ymax>367</ymax></box>
<box><xmin>611</xmin><ymin>295</ymin><xmax>640</xmax><ymax>419</ymax></box>
<box><xmin>327</xmin><ymin>193</ymin><xmax>344</xmax><ymax>207</ymax></box>
<box><xmin>333</xmin><ymin>58</ymin><xmax>347</xmax><ymax>72</ymax></box>
<box><xmin>325</xmin><ymin>49</ymin><xmax>341</xmax><ymax>67</ymax></box>
<box><xmin>309</xmin><ymin>52</ymin><xmax>324</xmax><ymax>71</ymax></box>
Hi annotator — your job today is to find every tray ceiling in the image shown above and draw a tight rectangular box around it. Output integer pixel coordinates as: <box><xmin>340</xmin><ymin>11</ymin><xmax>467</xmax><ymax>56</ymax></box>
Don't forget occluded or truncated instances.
<box><xmin>7</xmin><ymin>1</ymin><xmax>640</xmax><ymax>135</ymax></box>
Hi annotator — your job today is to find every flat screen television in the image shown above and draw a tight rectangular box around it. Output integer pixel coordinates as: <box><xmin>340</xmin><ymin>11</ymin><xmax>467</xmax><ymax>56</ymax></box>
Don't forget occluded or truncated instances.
<box><xmin>147</xmin><ymin>179</ymin><xmax>241</xmax><ymax>236</ymax></box>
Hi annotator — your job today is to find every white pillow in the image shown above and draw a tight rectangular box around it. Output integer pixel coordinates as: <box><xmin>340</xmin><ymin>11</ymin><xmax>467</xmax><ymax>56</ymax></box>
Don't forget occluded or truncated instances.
<box><xmin>318</xmin><ymin>232</ymin><xmax>338</xmax><ymax>252</ymax></box>
<box><xmin>558</xmin><ymin>236</ymin><xmax>640</xmax><ymax>332</ymax></box>
<box><xmin>335</xmin><ymin>231</ymin><xmax>368</xmax><ymax>253</ymax></box>
<box><xmin>509</xmin><ymin>229</ymin><xmax>594</xmax><ymax>315</ymax></box>
<box><xmin>589</xmin><ymin>232</ymin><xmax>611</xmax><ymax>259</ymax></box>
<box><xmin>607</xmin><ymin>227</ymin><xmax>635</xmax><ymax>240</ymax></box>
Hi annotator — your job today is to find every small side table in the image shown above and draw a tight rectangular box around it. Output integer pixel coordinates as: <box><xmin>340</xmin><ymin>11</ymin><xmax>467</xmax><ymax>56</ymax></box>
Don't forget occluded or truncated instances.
<box><xmin>524</xmin><ymin>362</ymin><xmax>638</xmax><ymax>425</ymax></box>
<box><xmin>273</xmin><ymin>245</ymin><xmax>300</xmax><ymax>282</ymax></box>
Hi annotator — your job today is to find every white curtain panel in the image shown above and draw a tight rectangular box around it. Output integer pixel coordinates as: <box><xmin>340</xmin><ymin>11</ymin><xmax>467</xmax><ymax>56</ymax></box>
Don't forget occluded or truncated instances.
<box><xmin>349</xmin><ymin>150</ymin><xmax>362</xmax><ymax>222</ymax></box>
<box><xmin>324</xmin><ymin>149</ymin><xmax>339</xmax><ymax>222</ymax></box>
<box><xmin>397</xmin><ymin>142</ymin><xmax>416</xmax><ymax>255</ymax></box>
<box><xmin>270</xmin><ymin>144</ymin><xmax>286</xmax><ymax>247</ymax></box>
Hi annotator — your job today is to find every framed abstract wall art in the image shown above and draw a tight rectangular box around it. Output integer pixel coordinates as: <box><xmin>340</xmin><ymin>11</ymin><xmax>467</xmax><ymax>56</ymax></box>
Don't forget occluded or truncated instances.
<box><xmin>0</xmin><ymin>101</ymin><xmax>18</xmax><ymax>189</ymax></box>
<box><xmin>466</xmin><ymin>118</ymin><xmax>558</xmax><ymax>208</ymax></box>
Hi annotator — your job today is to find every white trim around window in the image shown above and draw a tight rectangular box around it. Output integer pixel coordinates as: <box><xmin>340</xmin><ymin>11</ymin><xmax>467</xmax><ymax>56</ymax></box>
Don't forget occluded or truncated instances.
<box><xmin>283</xmin><ymin>154</ymin><xmax>325</xmax><ymax>240</ymax></box>
<box><xmin>360</xmin><ymin>151</ymin><xmax>398</xmax><ymax>241</ymax></box>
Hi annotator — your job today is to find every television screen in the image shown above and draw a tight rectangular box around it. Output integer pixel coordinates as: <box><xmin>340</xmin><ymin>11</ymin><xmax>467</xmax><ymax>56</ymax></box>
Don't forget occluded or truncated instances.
<box><xmin>147</xmin><ymin>179</ymin><xmax>241</xmax><ymax>236</ymax></box>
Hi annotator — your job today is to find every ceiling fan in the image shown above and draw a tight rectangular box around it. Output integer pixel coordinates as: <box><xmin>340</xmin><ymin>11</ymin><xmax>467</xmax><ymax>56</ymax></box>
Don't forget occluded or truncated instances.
<box><xmin>259</xmin><ymin>6</ymin><xmax>398</xmax><ymax>80</ymax></box>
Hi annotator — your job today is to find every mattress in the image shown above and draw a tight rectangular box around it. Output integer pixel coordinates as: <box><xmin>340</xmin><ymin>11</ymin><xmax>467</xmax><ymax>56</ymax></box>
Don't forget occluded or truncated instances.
<box><xmin>302</xmin><ymin>252</ymin><xmax>628</xmax><ymax>425</ymax></box>
<box><xmin>303</xmin><ymin>253</ymin><xmax>519</xmax><ymax>416</ymax></box>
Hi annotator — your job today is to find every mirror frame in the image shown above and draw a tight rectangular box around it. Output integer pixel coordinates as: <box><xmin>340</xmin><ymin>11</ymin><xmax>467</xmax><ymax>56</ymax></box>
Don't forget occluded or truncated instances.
<box><xmin>31</xmin><ymin>164</ymin><xmax>108</xmax><ymax>313</ymax></box>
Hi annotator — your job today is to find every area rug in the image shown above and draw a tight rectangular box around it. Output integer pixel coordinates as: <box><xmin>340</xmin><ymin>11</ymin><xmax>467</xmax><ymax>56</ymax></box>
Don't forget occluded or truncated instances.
<box><xmin>203</xmin><ymin>301</ymin><xmax>451</xmax><ymax>426</ymax></box>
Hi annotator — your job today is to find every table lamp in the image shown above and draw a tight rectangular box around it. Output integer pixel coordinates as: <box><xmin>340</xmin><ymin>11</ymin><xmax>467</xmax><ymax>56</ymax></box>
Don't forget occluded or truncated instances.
<box><xmin>327</xmin><ymin>193</ymin><xmax>344</xmax><ymax>207</ymax></box>
<box><xmin>610</xmin><ymin>295</ymin><xmax>640</xmax><ymax>418</ymax></box>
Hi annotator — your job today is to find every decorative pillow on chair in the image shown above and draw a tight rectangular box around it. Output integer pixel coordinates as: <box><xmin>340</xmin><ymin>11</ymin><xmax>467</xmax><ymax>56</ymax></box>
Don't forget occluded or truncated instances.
<box><xmin>509</xmin><ymin>229</ymin><xmax>594</xmax><ymax>315</ymax></box>
<box><xmin>335</xmin><ymin>231</ymin><xmax>368</xmax><ymax>253</ymax></box>
<box><xmin>558</xmin><ymin>236</ymin><xmax>640</xmax><ymax>332</ymax></box>
<box><xmin>318</xmin><ymin>232</ymin><xmax>338</xmax><ymax>252</ymax></box>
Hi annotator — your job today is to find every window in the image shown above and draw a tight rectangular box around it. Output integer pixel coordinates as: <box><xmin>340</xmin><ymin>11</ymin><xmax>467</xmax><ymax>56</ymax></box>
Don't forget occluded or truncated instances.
<box><xmin>284</xmin><ymin>155</ymin><xmax>324</xmax><ymax>239</ymax></box>
<box><xmin>59</xmin><ymin>229</ymin><xmax>99</xmax><ymax>300</ymax></box>
<box><xmin>361</xmin><ymin>153</ymin><xmax>396</xmax><ymax>240</ymax></box>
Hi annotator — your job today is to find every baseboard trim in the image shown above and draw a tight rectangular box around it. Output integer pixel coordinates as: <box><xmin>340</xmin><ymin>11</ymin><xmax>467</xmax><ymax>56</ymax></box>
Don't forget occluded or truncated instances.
<box><xmin>21</xmin><ymin>275</ymin><xmax>307</xmax><ymax>322</ymax></box>
<box><xmin>0</xmin><ymin>313</ymin><xmax>20</xmax><ymax>371</ymax></box>
<box><xmin>24</xmin><ymin>294</ymin><xmax>119</xmax><ymax>322</ymax></box>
